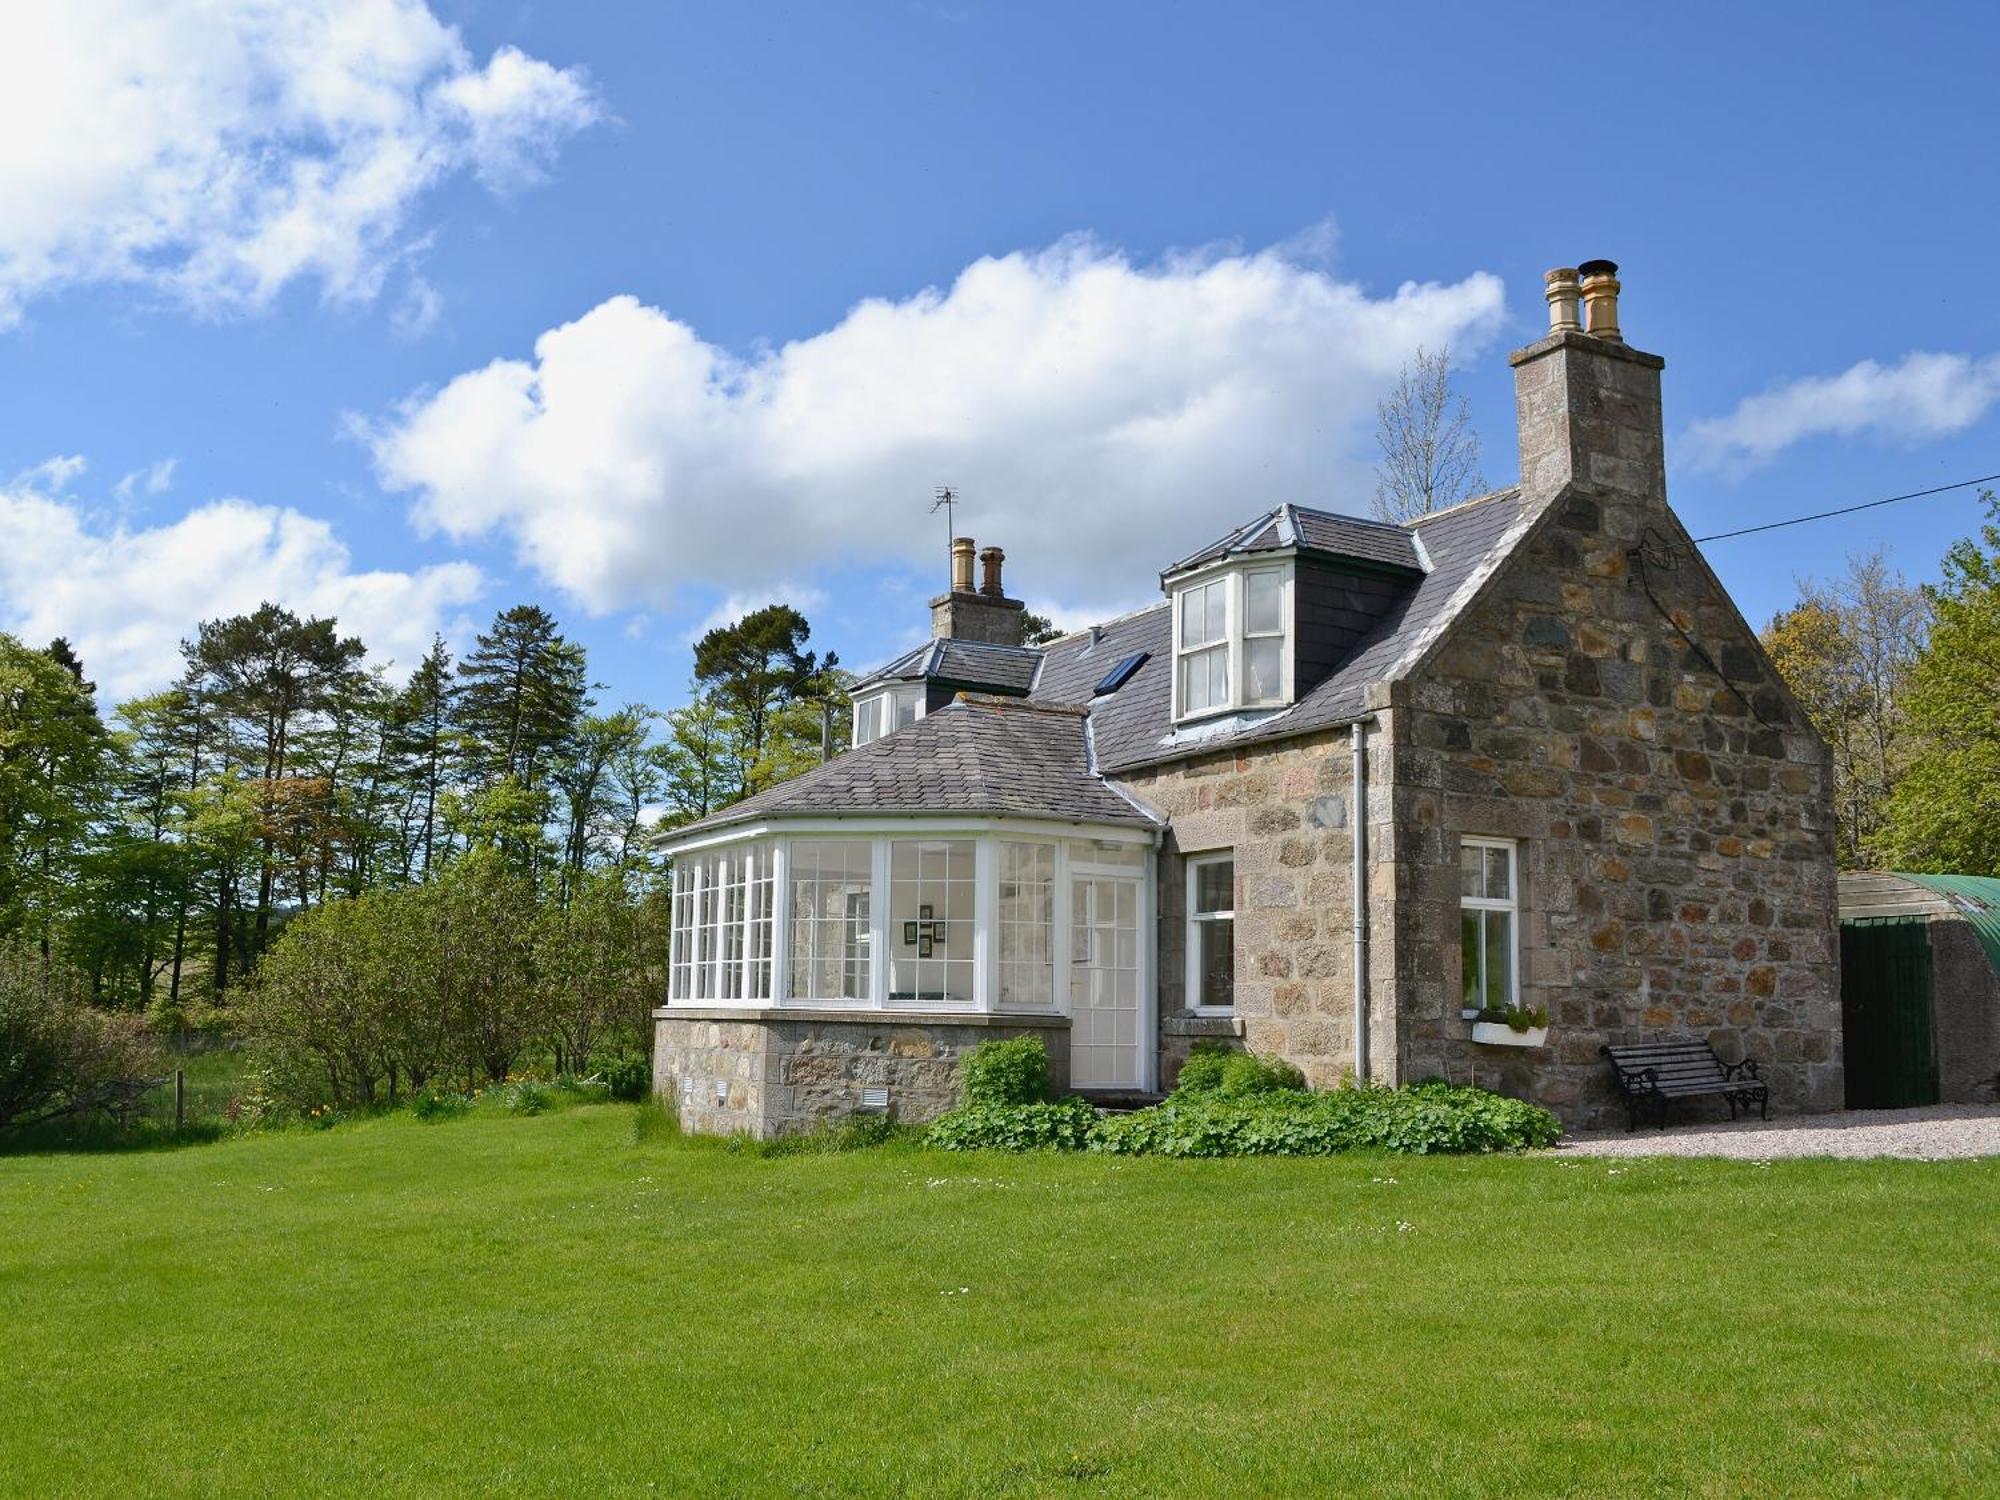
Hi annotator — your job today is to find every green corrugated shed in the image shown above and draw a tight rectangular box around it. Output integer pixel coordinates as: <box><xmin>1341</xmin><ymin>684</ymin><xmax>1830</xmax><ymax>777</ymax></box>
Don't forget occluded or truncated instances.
<box><xmin>1892</xmin><ymin>873</ymin><xmax>2000</xmax><ymax>977</ymax></box>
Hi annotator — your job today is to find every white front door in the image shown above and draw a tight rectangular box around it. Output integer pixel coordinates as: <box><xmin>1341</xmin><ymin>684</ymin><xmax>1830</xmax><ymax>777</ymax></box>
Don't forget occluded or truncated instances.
<box><xmin>1069</xmin><ymin>874</ymin><xmax>1141</xmax><ymax>1088</ymax></box>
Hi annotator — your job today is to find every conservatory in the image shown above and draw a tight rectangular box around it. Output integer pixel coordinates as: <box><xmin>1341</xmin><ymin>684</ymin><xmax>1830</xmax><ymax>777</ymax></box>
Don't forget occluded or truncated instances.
<box><xmin>650</xmin><ymin>695</ymin><xmax>1165</xmax><ymax>1135</ymax></box>
<box><xmin>661</xmin><ymin>820</ymin><xmax>1158</xmax><ymax>1088</ymax></box>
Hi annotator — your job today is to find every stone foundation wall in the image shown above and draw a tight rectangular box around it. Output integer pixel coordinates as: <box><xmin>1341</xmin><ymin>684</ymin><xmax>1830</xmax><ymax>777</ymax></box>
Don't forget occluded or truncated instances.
<box><xmin>652</xmin><ymin>1007</ymin><xmax>1071</xmax><ymax>1137</ymax></box>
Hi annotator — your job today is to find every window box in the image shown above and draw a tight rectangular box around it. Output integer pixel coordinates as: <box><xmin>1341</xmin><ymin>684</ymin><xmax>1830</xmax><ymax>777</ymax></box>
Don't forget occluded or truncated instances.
<box><xmin>1470</xmin><ymin>1021</ymin><xmax>1548</xmax><ymax>1049</ymax></box>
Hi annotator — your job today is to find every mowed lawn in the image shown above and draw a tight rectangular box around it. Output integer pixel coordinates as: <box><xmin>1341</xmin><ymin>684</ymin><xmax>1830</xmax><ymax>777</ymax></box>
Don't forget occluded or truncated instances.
<box><xmin>3</xmin><ymin>1108</ymin><xmax>1996</xmax><ymax>1498</ymax></box>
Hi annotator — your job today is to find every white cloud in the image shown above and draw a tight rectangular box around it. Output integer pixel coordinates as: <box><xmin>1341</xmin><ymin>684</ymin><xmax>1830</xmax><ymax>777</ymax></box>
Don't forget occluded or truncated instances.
<box><xmin>12</xmin><ymin>454</ymin><xmax>87</xmax><ymax>492</ymax></box>
<box><xmin>0</xmin><ymin>475</ymin><xmax>483</xmax><ymax>700</ymax></box>
<box><xmin>112</xmin><ymin>458</ymin><xmax>178</xmax><ymax>503</ymax></box>
<box><xmin>0</xmin><ymin>1</ymin><xmax>598</xmax><ymax>326</ymax></box>
<box><xmin>370</xmin><ymin>234</ymin><xmax>1508</xmax><ymax>612</ymax></box>
<box><xmin>1686</xmin><ymin>351</ymin><xmax>2000</xmax><ymax>474</ymax></box>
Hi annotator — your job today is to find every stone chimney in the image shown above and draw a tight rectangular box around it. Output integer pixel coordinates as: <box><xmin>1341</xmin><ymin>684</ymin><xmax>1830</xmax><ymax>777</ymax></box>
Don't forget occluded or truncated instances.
<box><xmin>932</xmin><ymin>535</ymin><xmax>1027</xmax><ymax>645</ymax></box>
<box><xmin>1510</xmin><ymin>257</ymin><xmax>1664</xmax><ymax>510</ymax></box>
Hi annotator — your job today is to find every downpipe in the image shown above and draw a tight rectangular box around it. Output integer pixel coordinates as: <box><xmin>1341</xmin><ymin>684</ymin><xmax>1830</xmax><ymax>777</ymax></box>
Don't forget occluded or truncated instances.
<box><xmin>1351</xmin><ymin>718</ymin><xmax>1370</xmax><ymax>1084</ymax></box>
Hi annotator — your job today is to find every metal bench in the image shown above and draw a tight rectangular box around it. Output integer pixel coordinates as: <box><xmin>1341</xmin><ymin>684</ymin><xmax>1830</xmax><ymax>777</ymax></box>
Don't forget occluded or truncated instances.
<box><xmin>1600</xmin><ymin>1040</ymin><xmax>1768</xmax><ymax>1132</ymax></box>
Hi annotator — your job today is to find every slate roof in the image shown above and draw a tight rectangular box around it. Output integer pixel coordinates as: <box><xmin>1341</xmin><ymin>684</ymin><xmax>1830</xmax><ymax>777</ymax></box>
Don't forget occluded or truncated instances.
<box><xmin>709</xmin><ymin>485</ymin><xmax>1536</xmax><ymax>827</ymax></box>
<box><xmin>655</xmin><ymin>696</ymin><xmax>1159</xmax><ymax>845</ymax></box>
<box><xmin>850</xmin><ymin>636</ymin><xmax>1041</xmax><ymax>696</ymax></box>
<box><xmin>1162</xmin><ymin>502</ymin><xmax>1423</xmax><ymax>579</ymax></box>
<box><xmin>1035</xmin><ymin>488</ymin><xmax>1527</xmax><ymax>774</ymax></box>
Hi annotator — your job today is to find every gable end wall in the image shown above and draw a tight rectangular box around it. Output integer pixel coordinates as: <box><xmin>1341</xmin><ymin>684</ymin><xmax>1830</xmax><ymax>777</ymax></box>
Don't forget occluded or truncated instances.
<box><xmin>1389</xmin><ymin>484</ymin><xmax>1843</xmax><ymax>1128</ymax></box>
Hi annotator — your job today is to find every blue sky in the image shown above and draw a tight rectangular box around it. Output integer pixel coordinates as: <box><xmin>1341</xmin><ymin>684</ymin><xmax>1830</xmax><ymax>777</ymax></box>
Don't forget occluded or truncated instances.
<box><xmin>3</xmin><ymin>0</ymin><xmax>1997</xmax><ymax>704</ymax></box>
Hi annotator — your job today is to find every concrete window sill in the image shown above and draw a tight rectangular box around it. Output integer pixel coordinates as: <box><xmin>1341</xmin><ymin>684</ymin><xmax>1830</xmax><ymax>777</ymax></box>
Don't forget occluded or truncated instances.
<box><xmin>1161</xmin><ymin>1014</ymin><xmax>1247</xmax><ymax>1038</ymax></box>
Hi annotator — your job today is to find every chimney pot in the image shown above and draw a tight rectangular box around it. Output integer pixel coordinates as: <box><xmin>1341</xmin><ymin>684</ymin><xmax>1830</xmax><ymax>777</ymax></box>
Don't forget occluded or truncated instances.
<box><xmin>950</xmin><ymin>536</ymin><xmax>975</xmax><ymax>593</ymax></box>
<box><xmin>1577</xmin><ymin>259</ymin><xmax>1623</xmax><ymax>343</ymax></box>
<box><xmin>977</xmin><ymin>545</ymin><xmax>1005</xmax><ymax>598</ymax></box>
<box><xmin>1544</xmin><ymin>267</ymin><xmax>1581</xmax><ymax>334</ymax></box>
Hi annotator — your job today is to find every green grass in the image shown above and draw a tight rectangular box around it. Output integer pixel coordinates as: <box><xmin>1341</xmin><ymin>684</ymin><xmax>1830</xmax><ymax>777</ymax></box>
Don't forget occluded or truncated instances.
<box><xmin>2</xmin><ymin>1108</ymin><xmax>1996</xmax><ymax>1498</ymax></box>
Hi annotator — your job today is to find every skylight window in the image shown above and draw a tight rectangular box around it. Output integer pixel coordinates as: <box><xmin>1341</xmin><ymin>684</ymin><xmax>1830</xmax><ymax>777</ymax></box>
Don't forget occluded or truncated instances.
<box><xmin>1093</xmin><ymin>651</ymin><xmax>1148</xmax><ymax>696</ymax></box>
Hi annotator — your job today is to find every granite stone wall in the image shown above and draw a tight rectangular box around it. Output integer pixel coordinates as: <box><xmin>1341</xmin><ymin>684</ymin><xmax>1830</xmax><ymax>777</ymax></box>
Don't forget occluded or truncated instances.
<box><xmin>652</xmin><ymin>1008</ymin><xmax>1071</xmax><ymax>1137</ymax></box>
<box><xmin>1388</xmin><ymin>481</ymin><xmax>1843</xmax><ymax>1128</ymax></box>
<box><xmin>1122</xmin><ymin>726</ymin><xmax>1398</xmax><ymax>1090</ymax></box>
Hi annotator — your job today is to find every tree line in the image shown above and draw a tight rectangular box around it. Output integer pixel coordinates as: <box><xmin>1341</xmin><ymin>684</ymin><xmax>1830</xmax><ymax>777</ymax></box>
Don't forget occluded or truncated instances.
<box><xmin>0</xmin><ymin>597</ymin><xmax>848</xmax><ymax>1022</ymax></box>
<box><xmin>1761</xmin><ymin>489</ymin><xmax>2000</xmax><ymax>874</ymax></box>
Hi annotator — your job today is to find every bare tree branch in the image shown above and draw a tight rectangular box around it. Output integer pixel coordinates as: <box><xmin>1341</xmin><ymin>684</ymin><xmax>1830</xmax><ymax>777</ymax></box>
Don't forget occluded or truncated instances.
<box><xmin>1371</xmin><ymin>345</ymin><xmax>1487</xmax><ymax>522</ymax></box>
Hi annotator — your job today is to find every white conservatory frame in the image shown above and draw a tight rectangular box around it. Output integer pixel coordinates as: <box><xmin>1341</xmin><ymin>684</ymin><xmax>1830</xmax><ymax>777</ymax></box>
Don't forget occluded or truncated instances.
<box><xmin>659</xmin><ymin>815</ymin><xmax>1162</xmax><ymax>1089</ymax></box>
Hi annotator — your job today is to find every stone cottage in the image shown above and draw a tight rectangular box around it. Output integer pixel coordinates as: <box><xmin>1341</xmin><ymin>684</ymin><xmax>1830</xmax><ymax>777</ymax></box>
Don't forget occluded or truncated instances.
<box><xmin>653</xmin><ymin>260</ymin><xmax>1843</xmax><ymax>1135</ymax></box>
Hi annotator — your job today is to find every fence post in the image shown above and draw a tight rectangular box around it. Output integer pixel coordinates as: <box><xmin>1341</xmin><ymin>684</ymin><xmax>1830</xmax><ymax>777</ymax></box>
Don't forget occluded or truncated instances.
<box><xmin>174</xmin><ymin>1068</ymin><xmax>186</xmax><ymax>1130</ymax></box>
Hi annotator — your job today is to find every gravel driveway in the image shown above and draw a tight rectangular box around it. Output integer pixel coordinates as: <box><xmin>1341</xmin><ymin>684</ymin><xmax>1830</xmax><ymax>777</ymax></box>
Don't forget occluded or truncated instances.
<box><xmin>1553</xmin><ymin>1102</ymin><xmax>2000</xmax><ymax>1160</ymax></box>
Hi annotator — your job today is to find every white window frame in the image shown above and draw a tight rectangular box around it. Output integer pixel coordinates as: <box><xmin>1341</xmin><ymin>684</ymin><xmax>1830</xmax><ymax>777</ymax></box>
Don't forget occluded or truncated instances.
<box><xmin>1458</xmin><ymin>836</ymin><xmax>1520</xmax><ymax>1017</ymax></box>
<box><xmin>851</xmin><ymin>684</ymin><xmax>926</xmax><ymax>746</ymax></box>
<box><xmin>1170</xmin><ymin>561</ymin><xmax>1294</xmax><ymax>723</ymax></box>
<box><xmin>1185</xmin><ymin>852</ymin><xmax>1236</xmax><ymax>1015</ymax></box>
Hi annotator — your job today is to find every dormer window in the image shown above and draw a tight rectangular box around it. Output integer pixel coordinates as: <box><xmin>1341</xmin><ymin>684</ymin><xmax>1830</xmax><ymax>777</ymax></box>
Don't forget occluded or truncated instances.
<box><xmin>852</xmin><ymin>684</ymin><xmax>924</xmax><ymax>746</ymax></box>
<box><xmin>1172</xmin><ymin>562</ymin><xmax>1292</xmax><ymax>721</ymax></box>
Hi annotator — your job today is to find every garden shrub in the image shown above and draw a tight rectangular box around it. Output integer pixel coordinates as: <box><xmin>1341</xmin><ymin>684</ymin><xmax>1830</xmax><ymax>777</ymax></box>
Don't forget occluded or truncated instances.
<box><xmin>1090</xmin><ymin>1082</ymin><xmax>1560</xmax><ymax>1157</ymax></box>
<box><xmin>410</xmin><ymin>1087</ymin><xmax>471</xmax><ymax>1123</ymax></box>
<box><xmin>0</xmin><ymin>940</ymin><xmax>161</xmax><ymax>1135</ymax></box>
<box><xmin>1171</xmin><ymin>1045</ymin><xmax>1306</xmax><ymax>1100</ymax></box>
<box><xmin>595</xmin><ymin>1051</ymin><xmax>651</xmax><ymax>1103</ymax></box>
<box><xmin>499</xmin><ymin>1080</ymin><xmax>555</xmax><ymax>1116</ymax></box>
<box><xmin>1169</xmin><ymin>1046</ymin><xmax>1229</xmax><ymax>1096</ymax></box>
<box><xmin>930</xmin><ymin>1080</ymin><xmax>1556</xmax><ymax>1157</ymax></box>
<box><xmin>927</xmin><ymin>1096</ymin><xmax>1101</xmax><ymax>1152</ymax></box>
<box><xmin>958</xmin><ymin>1035</ymin><xmax>1050</xmax><ymax>1107</ymax></box>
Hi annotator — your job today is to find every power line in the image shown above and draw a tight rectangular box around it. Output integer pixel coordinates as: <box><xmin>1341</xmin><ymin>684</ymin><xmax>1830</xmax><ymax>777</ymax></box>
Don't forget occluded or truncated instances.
<box><xmin>1693</xmin><ymin>472</ymin><xmax>2000</xmax><ymax>544</ymax></box>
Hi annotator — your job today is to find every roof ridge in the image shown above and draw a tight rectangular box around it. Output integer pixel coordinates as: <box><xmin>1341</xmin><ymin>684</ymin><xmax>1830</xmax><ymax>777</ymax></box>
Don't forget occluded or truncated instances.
<box><xmin>1405</xmin><ymin>484</ymin><xmax>1522</xmax><ymax>526</ymax></box>
<box><xmin>955</xmin><ymin>692</ymin><xmax>1091</xmax><ymax>718</ymax></box>
<box><xmin>1287</xmin><ymin>502</ymin><xmax>1409</xmax><ymax>534</ymax></box>
<box><xmin>1039</xmin><ymin>598</ymin><xmax>1171</xmax><ymax>647</ymax></box>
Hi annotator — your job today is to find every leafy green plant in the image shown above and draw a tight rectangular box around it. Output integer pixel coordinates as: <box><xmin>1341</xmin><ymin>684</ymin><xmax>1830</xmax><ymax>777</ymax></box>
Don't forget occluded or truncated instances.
<box><xmin>410</xmin><ymin>1087</ymin><xmax>471</xmax><ymax>1123</ymax></box>
<box><xmin>1091</xmin><ymin>1081</ymin><xmax>1560</xmax><ymax>1157</ymax></box>
<box><xmin>927</xmin><ymin>1097</ymin><xmax>1100</xmax><ymax>1151</ymax></box>
<box><xmin>958</xmin><ymin>1035</ymin><xmax>1051</xmax><ymax>1107</ymax></box>
<box><xmin>1474</xmin><ymin>1005</ymin><xmax>1550</xmax><ymax>1032</ymax></box>
<box><xmin>1170</xmin><ymin>1044</ymin><xmax>1306</xmax><ymax>1099</ymax></box>
<box><xmin>500</xmin><ymin>1080</ymin><xmax>555</xmax><ymax>1116</ymax></box>
<box><xmin>595</xmin><ymin>1051</ymin><xmax>651</xmax><ymax>1103</ymax></box>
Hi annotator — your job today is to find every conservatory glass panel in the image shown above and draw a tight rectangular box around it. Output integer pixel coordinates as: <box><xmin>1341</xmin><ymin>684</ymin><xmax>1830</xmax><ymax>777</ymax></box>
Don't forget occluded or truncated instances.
<box><xmin>996</xmin><ymin>840</ymin><xmax>1056</xmax><ymax>1008</ymax></box>
<box><xmin>888</xmin><ymin>838</ymin><xmax>976</xmax><ymax>1006</ymax></box>
<box><xmin>787</xmin><ymin>840</ymin><xmax>873</xmax><ymax>1002</ymax></box>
